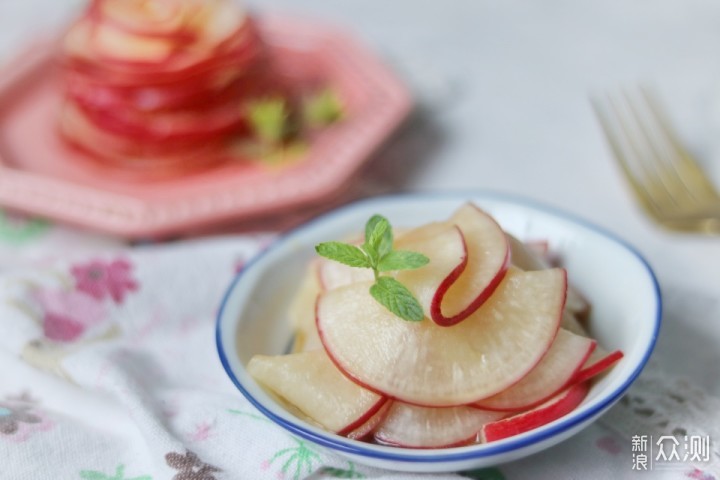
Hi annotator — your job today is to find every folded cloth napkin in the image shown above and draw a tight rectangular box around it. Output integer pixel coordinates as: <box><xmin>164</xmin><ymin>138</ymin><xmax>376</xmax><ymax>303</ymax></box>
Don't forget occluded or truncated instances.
<box><xmin>0</xmin><ymin>216</ymin><xmax>717</xmax><ymax>480</ymax></box>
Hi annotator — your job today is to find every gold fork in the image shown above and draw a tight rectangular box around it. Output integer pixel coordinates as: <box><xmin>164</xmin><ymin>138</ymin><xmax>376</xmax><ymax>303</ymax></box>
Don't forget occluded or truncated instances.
<box><xmin>591</xmin><ymin>87</ymin><xmax>720</xmax><ymax>233</ymax></box>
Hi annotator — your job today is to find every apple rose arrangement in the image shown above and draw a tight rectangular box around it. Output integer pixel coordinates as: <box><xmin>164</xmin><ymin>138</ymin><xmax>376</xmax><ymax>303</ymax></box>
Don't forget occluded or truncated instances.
<box><xmin>248</xmin><ymin>203</ymin><xmax>624</xmax><ymax>448</ymax></box>
<box><xmin>58</xmin><ymin>0</ymin><xmax>342</xmax><ymax>174</ymax></box>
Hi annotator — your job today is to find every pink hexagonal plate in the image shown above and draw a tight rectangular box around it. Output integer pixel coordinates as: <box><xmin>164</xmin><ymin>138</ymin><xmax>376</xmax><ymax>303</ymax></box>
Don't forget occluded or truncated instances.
<box><xmin>0</xmin><ymin>15</ymin><xmax>411</xmax><ymax>238</ymax></box>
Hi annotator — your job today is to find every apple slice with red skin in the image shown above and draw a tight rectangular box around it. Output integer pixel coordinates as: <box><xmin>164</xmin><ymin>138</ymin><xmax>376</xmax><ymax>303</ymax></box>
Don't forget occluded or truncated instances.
<box><xmin>317</xmin><ymin>206</ymin><xmax>508</xmax><ymax>326</ymax></box>
<box><xmin>481</xmin><ymin>382</ymin><xmax>590</xmax><ymax>443</ymax></box>
<box><xmin>317</xmin><ymin>267</ymin><xmax>566</xmax><ymax>407</ymax></box>
<box><xmin>374</xmin><ymin>402</ymin><xmax>504</xmax><ymax>448</ymax></box>
<box><xmin>247</xmin><ymin>350</ymin><xmax>388</xmax><ymax>435</ymax></box>
<box><xmin>574</xmin><ymin>346</ymin><xmax>624</xmax><ymax>384</ymax></box>
<box><xmin>87</xmin><ymin>0</ymin><xmax>196</xmax><ymax>43</ymax></box>
<box><xmin>345</xmin><ymin>402</ymin><xmax>391</xmax><ymax>440</ymax></box>
<box><xmin>62</xmin><ymin>18</ymin><xmax>262</xmax><ymax>86</ymax></box>
<box><xmin>394</xmin><ymin>223</ymin><xmax>469</xmax><ymax>318</ymax></box>
<box><xmin>64</xmin><ymin>63</ymin><xmax>271</xmax><ymax>112</ymax></box>
<box><xmin>82</xmin><ymin>100</ymin><xmax>247</xmax><ymax>141</ymax></box>
<box><xmin>318</xmin><ymin>223</ymin><xmax>468</xmax><ymax>307</ymax></box>
<box><xmin>63</xmin><ymin>16</ymin><xmax>177</xmax><ymax>65</ymax></box>
<box><xmin>508</xmin><ymin>233</ymin><xmax>591</xmax><ymax>320</ymax></box>
<box><xmin>71</xmin><ymin>98</ymin><xmax>250</xmax><ymax>144</ymax></box>
<box><xmin>472</xmin><ymin>328</ymin><xmax>595</xmax><ymax>411</ymax></box>
<box><xmin>430</xmin><ymin>203</ymin><xmax>510</xmax><ymax>326</ymax></box>
<box><xmin>58</xmin><ymin>101</ymin><xmax>231</xmax><ymax>171</ymax></box>
<box><xmin>71</xmin><ymin>0</ymin><xmax>250</xmax><ymax>66</ymax></box>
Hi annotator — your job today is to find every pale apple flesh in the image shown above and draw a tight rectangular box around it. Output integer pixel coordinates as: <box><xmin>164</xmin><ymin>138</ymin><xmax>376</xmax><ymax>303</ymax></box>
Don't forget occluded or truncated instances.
<box><xmin>288</xmin><ymin>260</ymin><xmax>323</xmax><ymax>353</ymax></box>
<box><xmin>317</xmin><ymin>267</ymin><xmax>566</xmax><ymax>406</ymax></box>
<box><xmin>509</xmin><ymin>233</ymin><xmax>591</xmax><ymax>320</ymax></box>
<box><xmin>317</xmin><ymin>223</ymin><xmax>471</xmax><ymax>324</ymax></box>
<box><xmin>318</xmin><ymin>222</ymin><xmax>467</xmax><ymax>301</ymax></box>
<box><xmin>472</xmin><ymin>328</ymin><xmax>595</xmax><ymax>411</ymax></box>
<box><xmin>374</xmin><ymin>402</ymin><xmax>505</xmax><ymax>448</ymax></box>
<box><xmin>247</xmin><ymin>350</ymin><xmax>387</xmax><ymax>435</ymax></box>
<box><xmin>247</xmin><ymin>204</ymin><xmax>623</xmax><ymax>448</ymax></box>
<box><xmin>561</xmin><ymin>311</ymin><xmax>590</xmax><ymax>337</ymax></box>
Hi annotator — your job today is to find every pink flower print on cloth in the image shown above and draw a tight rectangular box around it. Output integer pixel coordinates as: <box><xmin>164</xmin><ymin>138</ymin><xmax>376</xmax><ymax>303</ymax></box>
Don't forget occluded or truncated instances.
<box><xmin>35</xmin><ymin>289</ymin><xmax>107</xmax><ymax>342</ymax></box>
<box><xmin>71</xmin><ymin>258</ymin><xmax>139</xmax><ymax>304</ymax></box>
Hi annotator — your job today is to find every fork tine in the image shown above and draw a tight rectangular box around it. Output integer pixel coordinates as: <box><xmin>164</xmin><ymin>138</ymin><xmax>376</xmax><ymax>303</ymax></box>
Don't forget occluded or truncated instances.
<box><xmin>591</xmin><ymin>94</ymin><xmax>673</xmax><ymax>217</ymax></box>
<box><xmin>619</xmin><ymin>89</ymin><xmax>701</xmax><ymax>209</ymax></box>
<box><xmin>593</xmin><ymin>88</ymin><xmax>720</xmax><ymax>233</ymax></box>
<box><xmin>639</xmin><ymin>87</ymin><xmax>720</xmax><ymax>202</ymax></box>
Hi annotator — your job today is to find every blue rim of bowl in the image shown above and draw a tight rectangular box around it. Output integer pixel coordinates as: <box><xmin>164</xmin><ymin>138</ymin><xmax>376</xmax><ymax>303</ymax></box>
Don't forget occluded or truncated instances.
<box><xmin>216</xmin><ymin>190</ymin><xmax>662</xmax><ymax>463</ymax></box>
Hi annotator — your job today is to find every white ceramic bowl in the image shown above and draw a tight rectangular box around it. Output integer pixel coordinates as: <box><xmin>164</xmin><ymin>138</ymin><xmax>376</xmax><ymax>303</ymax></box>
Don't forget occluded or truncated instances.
<box><xmin>216</xmin><ymin>191</ymin><xmax>661</xmax><ymax>473</ymax></box>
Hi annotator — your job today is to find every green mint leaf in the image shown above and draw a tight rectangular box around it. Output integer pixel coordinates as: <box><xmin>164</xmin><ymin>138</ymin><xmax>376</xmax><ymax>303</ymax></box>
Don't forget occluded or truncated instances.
<box><xmin>369</xmin><ymin>277</ymin><xmax>424</xmax><ymax>322</ymax></box>
<box><xmin>303</xmin><ymin>88</ymin><xmax>344</xmax><ymax>127</ymax></box>
<box><xmin>364</xmin><ymin>215</ymin><xmax>392</xmax><ymax>263</ymax></box>
<box><xmin>315</xmin><ymin>242</ymin><xmax>371</xmax><ymax>268</ymax></box>
<box><xmin>248</xmin><ymin>98</ymin><xmax>290</xmax><ymax>144</ymax></box>
<box><xmin>377</xmin><ymin>250</ymin><xmax>430</xmax><ymax>272</ymax></box>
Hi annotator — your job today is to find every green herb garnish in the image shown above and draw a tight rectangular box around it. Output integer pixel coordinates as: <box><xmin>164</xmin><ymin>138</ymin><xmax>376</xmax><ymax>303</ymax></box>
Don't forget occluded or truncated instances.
<box><xmin>315</xmin><ymin>215</ymin><xmax>429</xmax><ymax>321</ymax></box>
<box><xmin>247</xmin><ymin>98</ymin><xmax>293</xmax><ymax>145</ymax></box>
<box><xmin>303</xmin><ymin>88</ymin><xmax>344</xmax><ymax>127</ymax></box>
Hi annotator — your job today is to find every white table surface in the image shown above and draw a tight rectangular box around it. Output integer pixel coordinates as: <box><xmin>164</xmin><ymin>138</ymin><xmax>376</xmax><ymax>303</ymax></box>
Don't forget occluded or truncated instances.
<box><xmin>0</xmin><ymin>0</ymin><xmax>719</xmax><ymax>467</ymax></box>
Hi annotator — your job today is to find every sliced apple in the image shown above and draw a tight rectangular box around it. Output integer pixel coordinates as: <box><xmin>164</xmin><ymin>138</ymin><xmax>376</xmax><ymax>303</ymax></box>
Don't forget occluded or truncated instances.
<box><xmin>288</xmin><ymin>260</ymin><xmax>322</xmax><ymax>353</ymax></box>
<box><xmin>247</xmin><ymin>350</ymin><xmax>387</xmax><ymax>435</ymax></box>
<box><xmin>394</xmin><ymin>223</ymin><xmax>468</xmax><ymax>318</ymax></box>
<box><xmin>430</xmin><ymin>203</ymin><xmax>510</xmax><ymax>326</ymax></box>
<box><xmin>508</xmin><ymin>233</ymin><xmax>547</xmax><ymax>271</ymax></box>
<box><xmin>561</xmin><ymin>311</ymin><xmax>589</xmax><ymax>337</ymax></box>
<box><xmin>91</xmin><ymin>0</ymin><xmax>190</xmax><ymax>40</ymax></box>
<box><xmin>508</xmin><ymin>233</ymin><xmax>590</xmax><ymax>320</ymax></box>
<box><xmin>64</xmin><ymin>67</ymin><xmax>259</xmax><ymax>112</ymax></box>
<box><xmin>574</xmin><ymin>346</ymin><xmax>624</xmax><ymax>384</ymax></box>
<box><xmin>374</xmin><ymin>402</ymin><xmax>504</xmax><ymax>448</ymax></box>
<box><xmin>318</xmin><ymin>256</ymin><xmax>373</xmax><ymax>292</ymax></box>
<box><xmin>58</xmin><ymin>101</ymin><xmax>229</xmax><ymax>172</ymax></box>
<box><xmin>345</xmin><ymin>401</ymin><xmax>391</xmax><ymax>441</ymax></box>
<box><xmin>318</xmin><ymin>223</ymin><xmax>468</xmax><ymax>315</ymax></box>
<box><xmin>565</xmin><ymin>286</ymin><xmax>592</xmax><ymax>321</ymax></box>
<box><xmin>472</xmin><ymin>329</ymin><xmax>595</xmax><ymax>411</ymax></box>
<box><xmin>317</xmin><ymin>267</ymin><xmax>566</xmax><ymax>406</ymax></box>
<box><xmin>481</xmin><ymin>382</ymin><xmax>590</xmax><ymax>443</ymax></box>
<box><xmin>72</xmin><ymin>99</ymin><xmax>249</xmax><ymax>143</ymax></box>
<box><xmin>62</xmin><ymin>19</ymin><xmax>262</xmax><ymax>86</ymax></box>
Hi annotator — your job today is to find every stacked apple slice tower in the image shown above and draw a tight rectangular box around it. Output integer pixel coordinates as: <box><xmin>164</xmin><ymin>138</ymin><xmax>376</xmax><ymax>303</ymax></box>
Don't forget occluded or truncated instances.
<box><xmin>58</xmin><ymin>0</ymin><xmax>272</xmax><ymax>171</ymax></box>
<box><xmin>249</xmin><ymin>203</ymin><xmax>623</xmax><ymax>448</ymax></box>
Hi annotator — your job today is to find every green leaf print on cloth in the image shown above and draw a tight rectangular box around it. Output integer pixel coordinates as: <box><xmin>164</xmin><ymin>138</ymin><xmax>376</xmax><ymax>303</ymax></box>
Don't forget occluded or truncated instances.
<box><xmin>317</xmin><ymin>462</ymin><xmax>365</xmax><ymax>478</ymax></box>
<box><xmin>263</xmin><ymin>437</ymin><xmax>322</xmax><ymax>480</ymax></box>
<box><xmin>79</xmin><ymin>464</ymin><xmax>151</xmax><ymax>480</ymax></box>
<box><xmin>0</xmin><ymin>210</ymin><xmax>49</xmax><ymax>244</ymax></box>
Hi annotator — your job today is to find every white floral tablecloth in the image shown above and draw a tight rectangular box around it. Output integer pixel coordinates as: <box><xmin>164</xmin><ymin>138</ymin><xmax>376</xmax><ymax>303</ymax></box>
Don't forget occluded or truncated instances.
<box><xmin>0</xmin><ymin>214</ymin><xmax>716</xmax><ymax>480</ymax></box>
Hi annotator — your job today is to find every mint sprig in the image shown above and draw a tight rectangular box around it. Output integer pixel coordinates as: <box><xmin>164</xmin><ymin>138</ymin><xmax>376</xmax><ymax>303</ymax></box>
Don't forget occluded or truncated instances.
<box><xmin>247</xmin><ymin>98</ymin><xmax>293</xmax><ymax>145</ymax></box>
<box><xmin>315</xmin><ymin>215</ymin><xmax>429</xmax><ymax>321</ymax></box>
<box><xmin>303</xmin><ymin>88</ymin><xmax>344</xmax><ymax>127</ymax></box>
